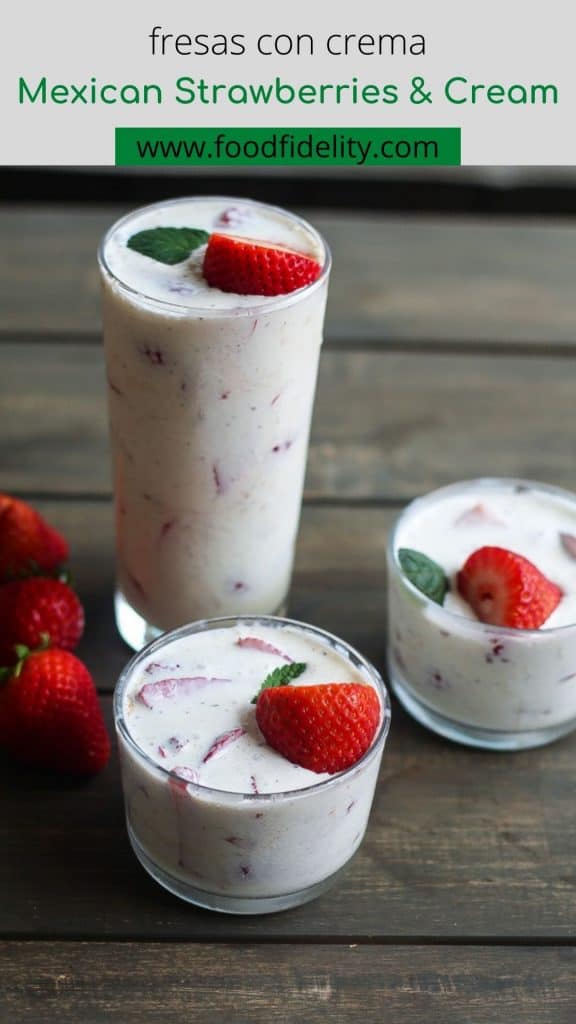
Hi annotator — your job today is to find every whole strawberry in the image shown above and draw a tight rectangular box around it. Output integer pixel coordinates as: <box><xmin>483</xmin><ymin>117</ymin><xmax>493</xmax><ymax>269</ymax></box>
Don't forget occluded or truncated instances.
<box><xmin>256</xmin><ymin>682</ymin><xmax>380</xmax><ymax>775</ymax></box>
<box><xmin>0</xmin><ymin>494</ymin><xmax>68</xmax><ymax>581</ymax></box>
<box><xmin>0</xmin><ymin>577</ymin><xmax>85</xmax><ymax>665</ymax></box>
<box><xmin>0</xmin><ymin>648</ymin><xmax>110</xmax><ymax>775</ymax></box>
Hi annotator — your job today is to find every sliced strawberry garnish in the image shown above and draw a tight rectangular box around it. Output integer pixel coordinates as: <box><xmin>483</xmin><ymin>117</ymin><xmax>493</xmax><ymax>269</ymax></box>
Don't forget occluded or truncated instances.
<box><xmin>255</xmin><ymin>682</ymin><xmax>380</xmax><ymax>775</ymax></box>
<box><xmin>457</xmin><ymin>545</ymin><xmax>562</xmax><ymax>629</ymax></box>
<box><xmin>236</xmin><ymin>636</ymin><xmax>293</xmax><ymax>662</ymax></box>
<box><xmin>136</xmin><ymin>676</ymin><xmax>230</xmax><ymax>709</ymax></box>
<box><xmin>203</xmin><ymin>233</ymin><xmax>322</xmax><ymax>296</ymax></box>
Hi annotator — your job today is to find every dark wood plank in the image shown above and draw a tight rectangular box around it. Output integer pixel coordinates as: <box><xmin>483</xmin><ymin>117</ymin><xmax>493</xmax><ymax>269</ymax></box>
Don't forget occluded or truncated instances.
<box><xmin>3</xmin><ymin>688</ymin><xmax>576</xmax><ymax>941</ymax></box>
<box><xmin>1</xmin><ymin>942</ymin><xmax>575</xmax><ymax>1024</ymax></box>
<box><xmin>3</xmin><ymin>205</ymin><xmax>576</xmax><ymax>344</ymax></box>
<box><xmin>4</xmin><ymin>344</ymin><xmax>576</xmax><ymax>500</ymax></box>
<box><xmin>7</xmin><ymin>165</ymin><xmax>576</xmax><ymax>217</ymax></box>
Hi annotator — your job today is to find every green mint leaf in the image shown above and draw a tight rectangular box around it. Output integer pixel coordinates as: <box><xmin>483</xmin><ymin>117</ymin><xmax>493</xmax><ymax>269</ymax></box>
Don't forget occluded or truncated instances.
<box><xmin>127</xmin><ymin>227</ymin><xmax>210</xmax><ymax>265</ymax></box>
<box><xmin>251</xmin><ymin>662</ymin><xmax>307</xmax><ymax>705</ymax></box>
<box><xmin>398</xmin><ymin>548</ymin><xmax>448</xmax><ymax>606</ymax></box>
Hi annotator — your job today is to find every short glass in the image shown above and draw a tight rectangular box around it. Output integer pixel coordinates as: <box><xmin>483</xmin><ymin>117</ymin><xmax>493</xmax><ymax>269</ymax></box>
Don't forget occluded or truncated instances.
<box><xmin>114</xmin><ymin>615</ymin><xmax>390</xmax><ymax>915</ymax></box>
<box><xmin>98</xmin><ymin>198</ymin><xmax>331</xmax><ymax>651</ymax></box>
<box><xmin>387</xmin><ymin>478</ymin><xmax>576</xmax><ymax>751</ymax></box>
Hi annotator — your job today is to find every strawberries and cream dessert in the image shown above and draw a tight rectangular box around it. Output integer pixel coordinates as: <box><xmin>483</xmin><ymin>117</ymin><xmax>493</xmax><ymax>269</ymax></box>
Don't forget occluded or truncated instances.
<box><xmin>99</xmin><ymin>198</ymin><xmax>329</xmax><ymax>649</ymax></box>
<box><xmin>387</xmin><ymin>478</ymin><xmax>576</xmax><ymax>749</ymax></box>
<box><xmin>114</xmin><ymin>616</ymin><xmax>390</xmax><ymax>914</ymax></box>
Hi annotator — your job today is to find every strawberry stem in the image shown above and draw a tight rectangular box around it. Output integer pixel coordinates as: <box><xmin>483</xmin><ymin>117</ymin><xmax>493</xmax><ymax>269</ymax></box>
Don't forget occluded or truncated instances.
<box><xmin>2</xmin><ymin>638</ymin><xmax>50</xmax><ymax>683</ymax></box>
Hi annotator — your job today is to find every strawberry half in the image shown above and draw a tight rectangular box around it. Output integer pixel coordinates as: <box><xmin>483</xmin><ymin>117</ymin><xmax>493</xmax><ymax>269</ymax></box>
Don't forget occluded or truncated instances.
<box><xmin>0</xmin><ymin>648</ymin><xmax>110</xmax><ymax>775</ymax></box>
<box><xmin>0</xmin><ymin>494</ymin><xmax>68</xmax><ymax>581</ymax></box>
<box><xmin>255</xmin><ymin>682</ymin><xmax>380</xmax><ymax>775</ymax></box>
<box><xmin>457</xmin><ymin>545</ymin><xmax>562</xmax><ymax>629</ymax></box>
<box><xmin>0</xmin><ymin>577</ymin><xmax>85</xmax><ymax>665</ymax></box>
<box><xmin>203</xmin><ymin>233</ymin><xmax>322</xmax><ymax>296</ymax></box>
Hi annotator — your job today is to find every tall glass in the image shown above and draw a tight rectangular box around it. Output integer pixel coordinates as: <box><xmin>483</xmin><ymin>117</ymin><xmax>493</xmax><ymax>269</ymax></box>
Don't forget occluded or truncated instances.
<box><xmin>98</xmin><ymin>198</ymin><xmax>330</xmax><ymax>649</ymax></box>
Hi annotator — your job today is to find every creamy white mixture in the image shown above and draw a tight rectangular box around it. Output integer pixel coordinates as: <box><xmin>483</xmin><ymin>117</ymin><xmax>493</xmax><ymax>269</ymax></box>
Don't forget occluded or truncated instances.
<box><xmin>103</xmin><ymin>198</ymin><xmax>324</xmax><ymax>310</ymax></box>
<box><xmin>100</xmin><ymin>198</ymin><xmax>329</xmax><ymax>634</ymax></box>
<box><xmin>388</xmin><ymin>480</ymin><xmax>576</xmax><ymax>735</ymax></box>
<box><xmin>116</xmin><ymin>621</ymin><xmax>387</xmax><ymax>900</ymax></box>
<box><xmin>124</xmin><ymin>622</ymin><xmax>379</xmax><ymax>793</ymax></box>
<box><xmin>398</xmin><ymin>484</ymin><xmax>576</xmax><ymax>628</ymax></box>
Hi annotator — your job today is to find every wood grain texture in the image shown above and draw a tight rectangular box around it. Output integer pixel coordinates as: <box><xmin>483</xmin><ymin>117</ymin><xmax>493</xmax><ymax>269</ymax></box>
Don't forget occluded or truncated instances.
<box><xmin>1</xmin><ymin>943</ymin><xmax>575</xmax><ymax>1024</ymax></box>
<box><xmin>3</xmin><ymin>684</ymin><xmax>576</xmax><ymax>941</ymax></box>
<box><xmin>3</xmin><ymin>205</ymin><xmax>576</xmax><ymax>344</ymax></box>
<box><xmin>4</xmin><ymin>344</ymin><xmax>576</xmax><ymax>500</ymax></box>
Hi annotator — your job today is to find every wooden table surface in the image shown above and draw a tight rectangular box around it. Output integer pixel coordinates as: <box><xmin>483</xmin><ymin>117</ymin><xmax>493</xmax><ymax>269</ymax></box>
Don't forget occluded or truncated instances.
<box><xmin>1</xmin><ymin>205</ymin><xmax>576</xmax><ymax>1023</ymax></box>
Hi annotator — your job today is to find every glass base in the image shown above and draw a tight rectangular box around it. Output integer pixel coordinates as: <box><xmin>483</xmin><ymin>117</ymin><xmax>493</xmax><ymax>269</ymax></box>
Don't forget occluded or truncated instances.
<box><xmin>115</xmin><ymin>590</ymin><xmax>163</xmax><ymax>651</ymax></box>
<box><xmin>127</xmin><ymin>824</ymin><xmax>344</xmax><ymax>915</ymax></box>
<box><xmin>389</xmin><ymin>667</ymin><xmax>576</xmax><ymax>751</ymax></box>
<box><xmin>115</xmin><ymin>588</ymin><xmax>290</xmax><ymax>652</ymax></box>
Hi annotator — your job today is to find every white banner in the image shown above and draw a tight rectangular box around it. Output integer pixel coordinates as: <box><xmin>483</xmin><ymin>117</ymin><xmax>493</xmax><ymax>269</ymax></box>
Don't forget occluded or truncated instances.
<box><xmin>0</xmin><ymin>0</ymin><xmax>572</xmax><ymax>165</ymax></box>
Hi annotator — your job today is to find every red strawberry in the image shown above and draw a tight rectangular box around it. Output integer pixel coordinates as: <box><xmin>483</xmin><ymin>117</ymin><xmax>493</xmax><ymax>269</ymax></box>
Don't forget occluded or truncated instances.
<box><xmin>203</xmin><ymin>233</ymin><xmax>322</xmax><ymax>296</ymax></box>
<box><xmin>457</xmin><ymin>545</ymin><xmax>562</xmax><ymax>629</ymax></box>
<box><xmin>255</xmin><ymin>683</ymin><xmax>380</xmax><ymax>775</ymax></box>
<box><xmin>0</xmin><ymin>648</ymin><xmax>110</xmax><ymax>775</ymax></box>
<box><xmin>0</xmin><ymin>494</ymin><xmax>68</xmax><ymax>581</ymax></box>
<box><xmin>0</xmin><ymin>577</ymin><xmax>85</xmax><ymax>664</ymax></box>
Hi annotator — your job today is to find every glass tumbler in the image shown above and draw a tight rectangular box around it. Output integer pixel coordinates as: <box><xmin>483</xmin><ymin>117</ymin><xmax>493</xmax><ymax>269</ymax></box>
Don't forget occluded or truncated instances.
<box><xmin>99</xmin><ymin>198</ymin><xmax>330</xmax><ymax>650</ymax></box>
<box><xmin>114</xmin><ymin>615</ymin><xmax>391</xmax><ymax>914</ymax></box>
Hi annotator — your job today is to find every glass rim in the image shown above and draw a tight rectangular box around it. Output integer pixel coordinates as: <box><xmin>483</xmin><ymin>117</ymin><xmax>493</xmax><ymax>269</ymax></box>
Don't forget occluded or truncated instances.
<box><xmin>388</xmin><ymin>476</ymin><xmax>576</xmax><ymax>639</ymax></box>
<box><xmin>113</xmin><ymin>614</ymin><xmax>391</xmax><ymax>803</ymax></box>
<box><xmin>97</xmin><ymin>195</ymin><xmax>332</xmax><ymax>318</ymax></box>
